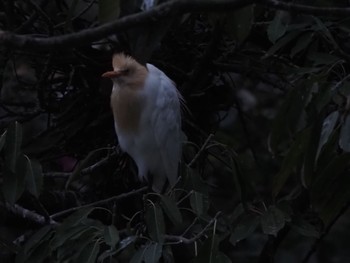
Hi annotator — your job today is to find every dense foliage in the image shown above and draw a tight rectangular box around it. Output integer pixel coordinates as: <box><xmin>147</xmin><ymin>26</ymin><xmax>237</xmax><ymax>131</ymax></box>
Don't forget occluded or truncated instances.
<box><xmin>1</xmin><ymin>0</ymin><xmax>350</xmax><ymax>262</ymax></box>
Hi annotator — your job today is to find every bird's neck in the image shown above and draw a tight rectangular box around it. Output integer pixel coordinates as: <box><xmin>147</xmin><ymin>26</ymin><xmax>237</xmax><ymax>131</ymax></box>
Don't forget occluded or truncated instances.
<box><xmin>111</xmin><ymin>83</ymin><xmax>145</xmax><ymax>134</ymax></box>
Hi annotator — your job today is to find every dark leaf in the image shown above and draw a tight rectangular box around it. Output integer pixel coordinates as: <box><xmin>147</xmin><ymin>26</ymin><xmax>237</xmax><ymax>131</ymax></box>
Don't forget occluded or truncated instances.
<box><xmin>230</xmin><ymin>214</ymin><xmax>260</xmax><ymax>245</ymax></box>
<box><xmin>290</xmin><ymin>32</ymin><xmax>314</xmax><ymax>57</ymax></box>
<box><xmin>190</xmin><ymin>191</ymin><xmax>209</xmax><ymax>216</ymax></box>
<box><xmin>4</xmin><ymin>121</ymin><xmax>22</xmax><ymax>172</ymax></box>
<box><xmin>160</xmin><ymin>195</ymin><xmax>182</xmax><ymax>225</ymax></box>
<box><xmin>99</xmin><ymin>0</ymin><xmax>120</xmax><ymax>24</ymax></box>
<box><xmin>215</xmin><ymin>252</ymin><xmax>232</xmax><ymax>263</ymax></box>
<box><xmin>24</xmin><ymin>157</ymin><xmax>43</xmax><ymax>198</ymax></box>
<box><xmin>22</xmin><ymin>225</ymin><xmax>53</xmax><ymax>257</ymax></box>
<box><xmin>317</xmin><ymin>111</ymin><xmax>339</xmax><ymax>158</ymax></box>
<box><xmin>3</xmin><ymin>154</ymin><xmax>27</xmax><ymax>204</ymax></box>
<box><xmin>292</xmin><ymin>217</ymin><xmax>320</xmax><ymax>238</ymax></box>
<box><xmin>118</xmin><ymin>236</ymin><xmax>137</xmax><ymax>251</ymax></box>
<box><xmin>268</xmin><ymin>11</ymin><xmax>290</xmax><ymax>43</ymax></box>
<box><xmin>0</xmin><ymin>130</ymin><xmax>6</xmax><ymax>152</ymax></box>
<box><xmin>145</xmin><ymin>202</ymin><xmax>165</xmax><ymax>243</ymax></box>
<box><xmin>226</xmin><ymin>5</ymin><xmax>254</xmax><ymax>43</ymax></box>
<box><xmin>261</xmin><ymin>206</ymin><xmax>287</xmax><ymax>236</ymax></box>
<box><xmin>339</xmin><ymin>114</ymin><xmax>350</xmax><ymax>152</ymax></box>
<box><xmin>272</xmin><ymin>128</ymin><xmax>310</xmax><ymax>197</ymax></box>
<box><xmin>194</xmin><ymin>235</ymin><xmax>219</xmax><ymax>263</ymax></box>
<box><xmin>302</xmin><ymin>116</ymin><xmax>322</xmax><ymax>188</ymax></box>
<box><xmin>103</xmin><ymin>225</ymin><xmax>119</xmax><ymax>248</ymax></box>
<box><xmin>130</xmin><ymin>246</ymin><xmax>146</xmax><ymax>263</ymax></box>
<box><xmin>144</xmin><ymin>242</ymin><xmax>162</xmax><ymax>263</ymax></box>
<box><xmin>76</xmin><ymin>241</ymin><xmax>100</xmax><ymax>263</ymax></box>
<box><xmin>265</xmin><ymin>30</ymin><xmax>301</xmax><ymax>57</ymax></box>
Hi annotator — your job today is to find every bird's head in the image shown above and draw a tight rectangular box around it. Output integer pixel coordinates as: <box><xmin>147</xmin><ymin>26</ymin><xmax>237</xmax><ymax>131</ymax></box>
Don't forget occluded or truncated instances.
<box><xmin>102</xmin><ymin>53</ymin><xmax>147</xmax><ymax>90</ymax></box>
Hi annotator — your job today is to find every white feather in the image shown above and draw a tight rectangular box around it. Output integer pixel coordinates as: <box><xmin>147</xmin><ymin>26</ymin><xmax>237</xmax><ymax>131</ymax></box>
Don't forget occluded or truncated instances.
<box><xmin>115</xmin><ymin>63</ymin><xmax>182</xmax><ymax>192</ymax></box>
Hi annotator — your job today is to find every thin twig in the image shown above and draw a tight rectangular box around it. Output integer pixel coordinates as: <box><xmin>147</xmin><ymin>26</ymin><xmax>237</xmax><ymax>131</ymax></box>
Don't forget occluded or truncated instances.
<box><xmin>187</xmin><ymin>134</ymin><xmax>214</xmax><ymax>168</ymax></box>
<box><xmin>164</xmin><ymin>211</ymin><xmax>221</xmax><ymax>244</ymax></box>
<box><xmin>50</xmin><ymin>186</ymin><xmax>148</xmax><ymax>219</ymax></box>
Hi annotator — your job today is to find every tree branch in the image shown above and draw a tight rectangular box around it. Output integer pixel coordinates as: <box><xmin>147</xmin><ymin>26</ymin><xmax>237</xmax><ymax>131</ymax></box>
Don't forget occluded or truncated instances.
<box><xmin>3</xmin><ymin>203</ymin><xmax>58</xmax><ymax>226</ymax></box>
<box><xmin>1</xmin><ymin>0</ymin><xmax>349</xmax><ymax>50</ymax></box>
<box><xmin>0</xmin><ymin>0</ymin><xmax>253</xmax><ymax>49</ymax></box>
<box><xmin>164</xmin><ymin>211</ymin><xmax>221</xmax><ymax>244</ymax></box>
<box><xmin>50</xmin><ymin>186</ymin><xmax>148</xmax><ymax>219</ymax></box>
<box><xmin>258</xmin><ymin>0</ymin><xmax>350</xmax><ymax>16</ymax></box>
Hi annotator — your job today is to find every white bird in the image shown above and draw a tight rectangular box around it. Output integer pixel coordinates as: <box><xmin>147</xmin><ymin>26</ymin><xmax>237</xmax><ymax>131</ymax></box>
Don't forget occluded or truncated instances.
<box><xmin>102</xmin><ymin>53</ymin><xmax>183</xmax><ymax>192</ymax></box>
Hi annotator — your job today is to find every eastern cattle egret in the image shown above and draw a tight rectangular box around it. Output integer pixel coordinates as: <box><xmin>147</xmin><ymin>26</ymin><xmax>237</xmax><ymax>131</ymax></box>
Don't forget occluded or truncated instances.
<box><xmin>102</xmin><ymin>53</ymin><xmax>183</xmax><ymax>192</ymax></box>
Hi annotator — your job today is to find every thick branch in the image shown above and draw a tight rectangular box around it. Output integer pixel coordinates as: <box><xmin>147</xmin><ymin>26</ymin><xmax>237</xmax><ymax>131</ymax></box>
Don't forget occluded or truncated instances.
<box><xmin>258</xmin><ymin>0</ymin><xmax>350</xmax><ymax>16</ymax></box>
<box><xmin>0</xmin><ymin>0</ymin><xmax>253</xmax><ymax>49</ymax></box>
<box><xmin>1</xmin><ymin>0</ymin><xmax>349</xmax><ymax>50</ymax></box>
<box><xmin>3</xmin><ymin>203</ymin><xmax>58</xmax><ymax>226</ymax></box>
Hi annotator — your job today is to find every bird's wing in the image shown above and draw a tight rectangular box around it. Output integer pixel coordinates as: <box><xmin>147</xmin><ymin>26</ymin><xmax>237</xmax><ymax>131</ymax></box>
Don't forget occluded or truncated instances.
<box><xmin>148</xmin><ymin>65</ymin><xmax>182</xmax><ymax>188</ymax></box>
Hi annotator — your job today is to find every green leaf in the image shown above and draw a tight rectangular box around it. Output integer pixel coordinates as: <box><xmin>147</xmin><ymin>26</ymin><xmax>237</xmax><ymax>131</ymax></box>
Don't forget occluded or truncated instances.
<box><xmin>99</xmin><ymin>0</ymin><xmax>120</xmax><ymax>24</ymax></box>
<box><xmin>307</xmin><ymin>52</ymin><xmax>341</xmax><ymax>66</ymax></box>
<box><xmin>312</xmin><ymin>153</ymin><xmax>350</xmax><ymax>198</ymax></box>
<box><xmin>339</xmin><ymin>114</ymin><xmax>350</xmax><ymax>152</ymax></box>
<box><xmin>265</xmin><ymin>30</ymin><xmax>301</xmax><ymax>57</ymax></box>
<box><xmin>272</xmin><ymin>128</ymin><xmax>310</xmax><ymax>197</ymax></box>
<box><xmin>261</xmin><ymin>206</ymin><xmax>287</xmax><ymax>236</ymax></box>
<box><xmin>225</xmin><ymin>5</ymin><xmax>254</xmax><ymax>43</ymax></box>
<box><xmin>119</xmin><ymin>236</ymin><xmax>137</xmax><ymax>252</ymax></box>
<box><xmin>290</xmin><ymin>32</ymin><xmax>314</xmax><ymax>58</ymax></box>
<box><xmin>144</xmin><ymin>242</ymin><xmax>162</xmax><ymax>263</ymax></box>
<box><xmin>4</xmin><ymin>121</ymin><xmax>22</xmax><ymax>172</ymax></box>
<box><xmin>317</xmin><ymin>111</ymin><xmax>339</xmax><ymax>158</ymax></box>
<box><xmin>61</xmin><ymin>207</ymin><xmax>96</xmax><ymax>227</ymax></box>
<box><xmin>17</xmin><ymin>240</ymin><xmax>51</xmax><ymax>263</ymax></box>
<box><xmin>97</xmin><ymin>249</ymin><xmax>118</xmax><ymax>263</ymax></box>
<box><xmin>145</xmin><ymin>202</ymin><xmax>165</xmax><ymax>243</ymax></box>
<box><xmin>59</xmin><ymin>228</ymin><xmax>100</xmax><ymax>262</ymax></box>
<box><xmin>103</xmin><ymin>225</ymin><xmax>119</xmax><ymax>248</ymax></box>
<box><xmin>190</xmin><ymin>191</ymin><xmax>207</xmax><ymax>216</ymax></box>
<box><xmin>160</xmin><ymin>195</ymin><xmax>182</xmax><ymax>225</ymax></box>
<box><xmin>76</xmin><ymin>240</ymin><xmax>100</xmax><ymax>263</ymax></box>
<box><xmin>23</xmin><ymin>225</ymin><xmax>53</xmax><ymax>256</ymax></box>
<box><xmin>0</xmin><ymin>130</ymin><xmax>6</xmax><ymax>152</ymax></box>
<box><xmin>230</xmin><ymin>214</ymin><xmax>260</xmax><ymax>245</ymax></box>
<box><xmin>312</xmin><ymin>152</ymin><xmax>350</xmax><ymax>225</ymax></box>
<box><xmin>51</xmin><ymin>224</ymin><xmax>91</xmax><ymax>249</ymax></box>
<box><xmin>268</xmin><ymin>83</ymin><xmax>312</xmax><ymax>154</ymax></box>
<box><xmin>3</xmin><ymin>154</ymin><xmax>27</xmax><ymax>204</ymax></box>
<box><xmin>24</xmin><ymin>157</ymin><xmax>43</xmax><ymax>198</ymax></box>
<box><xmin>302</xmin><ymin>116</ymin><xmax>322</xmax><ymax>188</ymax></box>
<box><xmin>16</xmin><ymin>225</ymin><xmax>53</xmax><ymax>263</ymax></box>
<box><xmin>215</xmin><ymin>252</ymin><xmax>232</xmax><ymax>263</ymax></box>
<box><xmin>268</xmin><ymin>11</ymin><xmax>290</xmax><ymax>43</ymax></box>
<box><xmin>51</xmin><ymin>207</ymin><xmax>97</xmax><ymax>248</ymax></box>
<box><xmin>194</xmin><ymin>235</ymin><xmax>219</xmax><ymax>263</ymax></box>
<box><xmin>130</xmin><ymin>247</ymin><xmax>146</xmax><ymax>263</ymax></box>
<box><xmin>292</xmin><ymin>217</ymin><xmax>320</xmax><ymax>238</ymax></box>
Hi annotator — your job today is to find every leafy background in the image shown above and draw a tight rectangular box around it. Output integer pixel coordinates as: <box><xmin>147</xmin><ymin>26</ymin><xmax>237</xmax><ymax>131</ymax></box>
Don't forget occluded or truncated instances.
<box><xmin>1</xmin><ymin>0</ymin><xmax>350</xmax><ymax>262</ymax></box>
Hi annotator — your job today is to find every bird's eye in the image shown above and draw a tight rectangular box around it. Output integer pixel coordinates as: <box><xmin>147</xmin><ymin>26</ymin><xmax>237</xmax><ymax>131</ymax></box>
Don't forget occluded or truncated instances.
<box><xmin>121</xmin><ymin>69</ymin><xmax>130</xmax><ymax>74</ymax></box>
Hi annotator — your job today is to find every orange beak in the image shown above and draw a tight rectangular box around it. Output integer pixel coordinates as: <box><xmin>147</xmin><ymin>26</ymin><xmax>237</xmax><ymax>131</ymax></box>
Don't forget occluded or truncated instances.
<box><xmin>101</xmin><ymin>71</ymin><xmax>122</xmax><ymax>78</ymax></box>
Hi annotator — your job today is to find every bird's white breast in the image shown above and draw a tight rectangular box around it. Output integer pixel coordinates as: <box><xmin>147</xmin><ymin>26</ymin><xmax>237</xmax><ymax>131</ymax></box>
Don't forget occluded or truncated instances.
<box><xmin>115</xmin><ymin>64</ymin><xmax>182</xmax><ymax>191</ymax></box>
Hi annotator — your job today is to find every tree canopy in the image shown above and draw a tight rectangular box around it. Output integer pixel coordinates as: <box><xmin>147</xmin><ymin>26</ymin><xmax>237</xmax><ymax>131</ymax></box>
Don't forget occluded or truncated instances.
<box><xmin>1</xmin><ymin>0</ymin><xmax>350</xmax><ymax>262</ymax></box>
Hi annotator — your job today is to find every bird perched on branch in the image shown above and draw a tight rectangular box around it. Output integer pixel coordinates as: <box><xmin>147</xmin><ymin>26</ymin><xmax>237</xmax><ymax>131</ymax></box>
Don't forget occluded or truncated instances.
<box><xmin>102</xmin><ymin>53</ymin><xmax>183</xmax><ymax>192</ymax></box>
